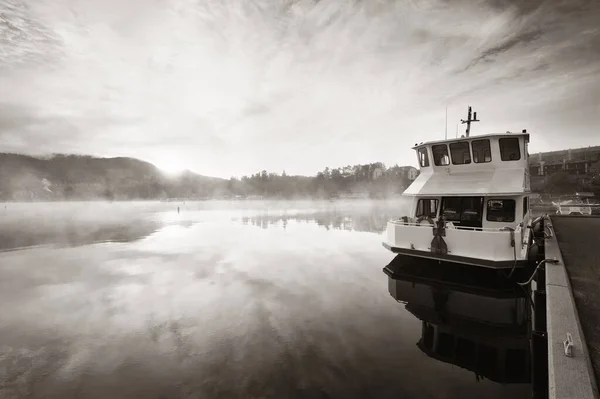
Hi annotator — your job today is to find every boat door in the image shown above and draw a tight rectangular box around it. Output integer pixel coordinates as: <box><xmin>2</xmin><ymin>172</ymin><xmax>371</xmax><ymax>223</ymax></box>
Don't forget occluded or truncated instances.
<box><xmin>441</xmin><ymin>197</ymin><xmax>485</xmax><ymax>229</ymax></box>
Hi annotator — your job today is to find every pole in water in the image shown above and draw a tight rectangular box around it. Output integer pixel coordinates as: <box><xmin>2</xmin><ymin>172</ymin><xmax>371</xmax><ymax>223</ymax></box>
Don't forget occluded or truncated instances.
<box><xmin>177</xmin><ymin>206</ymin><xmax>180</xmax><ymax>214</ymax></box>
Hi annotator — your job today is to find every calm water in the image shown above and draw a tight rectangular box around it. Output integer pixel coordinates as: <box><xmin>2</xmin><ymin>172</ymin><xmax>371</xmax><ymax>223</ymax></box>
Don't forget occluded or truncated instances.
<box><xmin>0</xmin><ymin>200</ymin><xmax>531</xmax><ymax>398</ymax></box>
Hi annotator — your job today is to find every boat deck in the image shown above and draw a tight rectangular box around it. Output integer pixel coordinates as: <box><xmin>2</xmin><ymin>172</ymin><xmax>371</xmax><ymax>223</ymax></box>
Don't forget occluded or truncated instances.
<box><xmin>545</xmin><ymin>215</ymin><xmax>600</xmax><ymax>399</ymax></box>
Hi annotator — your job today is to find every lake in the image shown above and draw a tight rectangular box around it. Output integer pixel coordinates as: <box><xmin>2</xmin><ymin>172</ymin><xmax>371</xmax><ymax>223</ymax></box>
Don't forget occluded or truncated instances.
<box><xmin>0</xmin><ymin>200</ymin><xmax>531</xmax><ymax>398</ymax></box>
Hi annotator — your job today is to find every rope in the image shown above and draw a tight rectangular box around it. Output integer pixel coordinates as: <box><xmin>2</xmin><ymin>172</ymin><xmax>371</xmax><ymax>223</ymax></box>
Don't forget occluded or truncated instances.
<box><xmin>517</xmin><ymin>258</ymin><xmax>559</xmax><ymax>286</ymax></box>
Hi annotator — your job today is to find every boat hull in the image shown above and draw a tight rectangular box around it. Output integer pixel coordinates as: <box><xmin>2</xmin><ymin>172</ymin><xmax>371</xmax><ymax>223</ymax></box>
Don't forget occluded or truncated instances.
<box><xmin>382</xmin><ymin>242</ymin><xmax>529</xmax><ymax>269</ymax></box>
<box><xmin>383</xmin><ymin>219</ymin><xmax>533</xmax><ymax>269</ymax></box>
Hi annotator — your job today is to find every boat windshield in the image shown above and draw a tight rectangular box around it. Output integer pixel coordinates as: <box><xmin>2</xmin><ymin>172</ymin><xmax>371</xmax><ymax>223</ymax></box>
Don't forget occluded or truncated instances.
<box><xmin>486</xmin><ymin>199</ymin><xmax>516</xmax><ymax>222</ymax></box>
<box><xmin>416</xmin><ymin>198</ymin><xmax>439</xmax><ymax>218</ymax></box>
<box><xmin>441</xmin><ymin>197</ymin><xmax>484</xmax><ymax>228</ymax></box>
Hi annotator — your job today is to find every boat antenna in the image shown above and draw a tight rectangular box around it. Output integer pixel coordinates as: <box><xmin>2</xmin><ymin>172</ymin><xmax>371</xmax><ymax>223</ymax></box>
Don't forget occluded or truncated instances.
<box><xmin>460</xmin><ymin>106</ymin><xmax>480</xmax><ymax>138</ymax></box>
<box><xmin>444</xmin><ymin>106</ymin><xmax>448</xmax><ymax>139</ymax></box>
<box><xmin>455</xmin><ymin>124</ymin><xmax>458</xmax><ymax>138</ymax></box>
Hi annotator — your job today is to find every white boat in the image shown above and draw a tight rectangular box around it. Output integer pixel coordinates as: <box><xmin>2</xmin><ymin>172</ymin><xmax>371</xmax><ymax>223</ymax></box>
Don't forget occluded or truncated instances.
<box><xmin>382</xmin><ymin>107</ymin><xmax>535</xmax><ymax>269</ymax></box>
<box><xmin>553</xmin><ymin>193</ymin><xmax>593</xmax><ymax>216</ymax></box>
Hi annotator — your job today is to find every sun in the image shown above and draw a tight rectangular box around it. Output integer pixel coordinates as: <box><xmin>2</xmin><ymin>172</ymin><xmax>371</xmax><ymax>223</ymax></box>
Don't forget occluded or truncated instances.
<box><xmin>154</xmin><ymin>157</ymin><xmax>187</xmax><ymax>176</ymax></box>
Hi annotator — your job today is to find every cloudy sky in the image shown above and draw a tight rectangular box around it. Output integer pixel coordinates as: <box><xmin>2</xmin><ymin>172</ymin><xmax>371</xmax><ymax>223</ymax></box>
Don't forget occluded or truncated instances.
<box><xmin>1</xmin><ymin>0</ymin><xmax>599</xmax><ymax>177</ymax></box>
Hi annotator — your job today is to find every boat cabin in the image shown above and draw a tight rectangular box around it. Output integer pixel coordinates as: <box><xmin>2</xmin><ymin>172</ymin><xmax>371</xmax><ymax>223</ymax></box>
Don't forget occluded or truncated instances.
<box><xmin>383</xmin><ymin>130</ymin><xmax>535</xmax><ymax>269</ymax></box>
<box><xmin>411</xmin><ymin>195</ymin><xmax>528</xmax><ymax>230</ymax></box>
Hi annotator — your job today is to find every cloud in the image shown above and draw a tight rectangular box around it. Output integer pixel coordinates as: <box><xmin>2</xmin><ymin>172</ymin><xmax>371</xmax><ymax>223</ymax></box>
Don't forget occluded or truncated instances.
<box><xmin>465</xmin><ymin>29</ymin><xmax>544</xmax><ymax>70</ymax></box>
<box><xmin>0</xmin><ymin>0</ymin><xmax>599</xmax><ymax>177</ymax></box>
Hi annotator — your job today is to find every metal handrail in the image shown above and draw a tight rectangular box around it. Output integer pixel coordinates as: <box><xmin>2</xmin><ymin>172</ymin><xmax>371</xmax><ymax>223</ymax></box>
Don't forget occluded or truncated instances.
<box><xmin>388</xmin><ymin>219</ymin><xmax>517</xmax><ymax>232</ymax></box>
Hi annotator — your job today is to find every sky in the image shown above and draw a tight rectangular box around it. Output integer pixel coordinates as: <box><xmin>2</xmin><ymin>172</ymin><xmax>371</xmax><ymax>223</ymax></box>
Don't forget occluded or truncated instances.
<box><xmin>1</xmin><ymin>0</ymin><xmax>599</xmax><ymax>178</ymax></box>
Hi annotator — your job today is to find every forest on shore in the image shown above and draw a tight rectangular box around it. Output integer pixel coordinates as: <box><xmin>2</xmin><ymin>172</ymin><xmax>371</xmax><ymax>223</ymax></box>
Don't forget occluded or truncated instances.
<box><xmin>1</xmin><ymin>153</ymin><xmax>598</xmax><ymax>201</ymax></box>
<box><xmin>0</xmin><ymin>153</ymin><xmax>416</xmax><ymax>201</ymax></box>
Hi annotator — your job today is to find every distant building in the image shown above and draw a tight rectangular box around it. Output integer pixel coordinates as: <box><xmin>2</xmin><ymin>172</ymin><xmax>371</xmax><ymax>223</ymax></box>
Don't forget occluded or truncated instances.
<box><xmin>395</xmin><ymin>166</ymin><xmax>416</xmax><ymax>180</ymax></box>
<box><xmin>529</xmin><ymin>146</ymin><xmax>600</xmax><ymax>176</ymax></box>
<box><xmin>407</xmin><ymin>167</ymin><xmax>419</xmax><ymax>181</ymax></box>
<box><xmin>372</xmin><ymin>167</ymin><xmax>384</xmax><ymax>180</ymax></box>
<box><xmin>391</xmin><ymin>166</ymin><xmax>418</xmax><ymax>180</ymax></box>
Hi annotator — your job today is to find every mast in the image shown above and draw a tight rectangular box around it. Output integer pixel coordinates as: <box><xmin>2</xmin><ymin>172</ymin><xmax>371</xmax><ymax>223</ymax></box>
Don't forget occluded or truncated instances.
<box><xmin>460</xmin><ymin>106</ymin><xmax>480</xmax><ymax>138</ymax></box>
<box><xmin>445</xmin><ymin>106</ymin><xmax>448</xmax><ymax>140</ymax></box>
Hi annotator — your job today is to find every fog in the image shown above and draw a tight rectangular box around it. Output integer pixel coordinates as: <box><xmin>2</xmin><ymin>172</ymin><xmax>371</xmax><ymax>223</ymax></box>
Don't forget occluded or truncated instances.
<box><xmin>0</xmin><ymin>199</ymin><xmax>406</xmax><ymax>251</ymax></box>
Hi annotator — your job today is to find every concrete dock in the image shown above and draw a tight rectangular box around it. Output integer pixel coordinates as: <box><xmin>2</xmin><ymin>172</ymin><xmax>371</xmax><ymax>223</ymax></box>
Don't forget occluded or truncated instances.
<box><xmin>544</xmin><ymin>215</ymin><xmax>600</xmax><ymax>399</ymax></box>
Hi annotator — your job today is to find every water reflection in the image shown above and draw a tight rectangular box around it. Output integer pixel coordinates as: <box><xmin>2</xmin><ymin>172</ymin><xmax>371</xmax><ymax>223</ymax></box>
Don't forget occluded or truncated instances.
<box><xmin>383</xmin><ymin>254</ymin><xmax>531</xmax><ymax>386</ymax></box>
<box><xmin>1</xmin><ymin>201</ymin><xmax>534</xmax><ymax>398</ymax></box>
<box><xmin>0</xmin><ymin>218</ymin><xmax>161</xmax><ymax>252</ymax></box>
<box><xmin>0</xmin><ymin>200</ymin><xmax>405</xmax><ymax>252</ymax></box>
<box><xmin>237</xmin><ymin>210</ymin><xmax>396</xmax><ymax>233</ymax></box>
<box><xmin>1</xmin><ymin>211</ymin><xmax>534</xmax><ymax>399</ymax></box>
<box><xmin>0</xmin><ymin>210</ymin><xmax>383</xmax><ymax>252</ymax></box>
<box><xmin>0</xmin><ymin>203</ymin><xmax>197</xmax><ymax>252</ymax></box>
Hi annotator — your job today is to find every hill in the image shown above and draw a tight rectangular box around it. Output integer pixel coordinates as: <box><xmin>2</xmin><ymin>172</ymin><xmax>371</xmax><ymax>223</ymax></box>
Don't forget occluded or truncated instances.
<box><xmin>0</xmin><ymin>153</ymin><xmax>224</xmax><ymax>201</ymax></box>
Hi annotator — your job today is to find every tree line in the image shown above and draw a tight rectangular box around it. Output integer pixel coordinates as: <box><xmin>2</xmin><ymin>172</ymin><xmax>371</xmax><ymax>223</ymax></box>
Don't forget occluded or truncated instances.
<box><xmin>2</xmin><ymin>152</ymin><xmax>598</xmax><ymax>201</ymax></box>
<box><xmin>0</xmin><ymin>154</ymin><xmax>418</xmax><ymax>201</ymax></box>
<box><xmin>220</xmin><ymin>163</ymin><xmax>417</xmax><ymax>199</ymax></box>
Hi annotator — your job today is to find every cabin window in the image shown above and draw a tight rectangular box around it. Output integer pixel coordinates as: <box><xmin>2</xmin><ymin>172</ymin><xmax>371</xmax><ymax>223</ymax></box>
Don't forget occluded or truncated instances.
<box><xmin>449</xmin><ymin>142</ymin><xmax>471</xmax><ymax>165</ymax></box>
<box><xmin>523</xmin><ymin>197</ymin><xmax>528</xmax><ymax>217</ymax></box>
<box><xmin>499</xmin><ymin>138</ymin><xmax>521</xmax><ymax>161</ymax></box>
<box><xmin>441</xmin><ymin>197</ymin><xmax>484</xmax><ymax>226</ymax></box>
<box><xmin>416</xmin><ymin>199</ymin><xmax>438</xmax><ymax>218</ymax></box>
<box><xmin>432</xmin><ymin>144</ymin><xmax>450</xmax><ymax>166</ymax></box>
<box><xmin>442</xmin><ymin>197</ymin><xmax>462</xmax><ymax>222</ymax></box>
<box><xmin>486</xmin><ymin>199</ymin><xmax>516</xmax><ymax>222</ymax></box>
<box><xmin>418</xmin><ymin>148</ymin><xmax>430</xmax><ymax>167</ymax></box>
<box><xmin>472</xmin><ymin>139</ymin><xmax>492</xmax><ymax>163</ymax></box>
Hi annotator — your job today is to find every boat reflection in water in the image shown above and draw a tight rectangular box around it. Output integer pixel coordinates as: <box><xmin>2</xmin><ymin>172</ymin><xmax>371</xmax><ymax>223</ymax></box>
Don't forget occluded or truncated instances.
<box><xmin>383</xmin><ymin>254</ymin><xmax>531</xmax><ymax>385</ymax></box>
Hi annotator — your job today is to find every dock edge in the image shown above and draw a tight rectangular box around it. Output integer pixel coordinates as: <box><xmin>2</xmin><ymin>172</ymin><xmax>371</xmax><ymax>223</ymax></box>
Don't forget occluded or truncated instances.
<box><xmin>544</xmin><ymin>217</ymin><xmax>599</xmax><ymax>399</ymax></box>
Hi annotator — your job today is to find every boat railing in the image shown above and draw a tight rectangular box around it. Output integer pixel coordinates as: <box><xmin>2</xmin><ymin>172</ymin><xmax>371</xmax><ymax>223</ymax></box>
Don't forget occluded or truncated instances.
<box><xmin>388</xmin><ymin>219</ymin><xmax>515</xmax><ymax>233</ymax></box>
<box><xmin>557</xmin><ymin>205</ymin><xmax>594</xmax><ymax>210</ymax></box>
<box><xmin>385</xmin><ymin>217</ymin><xmax>528</xmax><ymax>264</ymax></box>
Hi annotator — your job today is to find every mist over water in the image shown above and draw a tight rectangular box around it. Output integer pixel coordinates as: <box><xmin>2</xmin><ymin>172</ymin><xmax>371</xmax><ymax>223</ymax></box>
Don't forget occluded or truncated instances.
<box><xmin>0</xmin><ymin>199</ymin><xmax>407</xmax><ymax>251</ymax></box>
<box><xmin>0</xmin><ymin>200</ymin><xmax>530</xmax><ymax>398</ymax></box>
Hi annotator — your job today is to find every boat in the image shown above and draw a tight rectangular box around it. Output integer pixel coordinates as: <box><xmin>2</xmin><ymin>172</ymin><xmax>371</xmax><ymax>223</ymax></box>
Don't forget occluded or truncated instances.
<box><xmin>382</xmin><ymin>106</ymin><xmax>538</xmax><ymax>270</ymax></box>
<box><xmin>552</xmin><ymin>192</ymin><xmax>595</xmax><ymax>216</ymax></box>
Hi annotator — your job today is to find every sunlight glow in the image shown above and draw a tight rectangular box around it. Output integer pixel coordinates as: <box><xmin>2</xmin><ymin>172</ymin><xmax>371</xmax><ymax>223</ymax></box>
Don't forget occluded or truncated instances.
<box><xmin>153</xmin><ymin>157</ymin><xmax>187</xmax><ymax>176</ymax></box>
